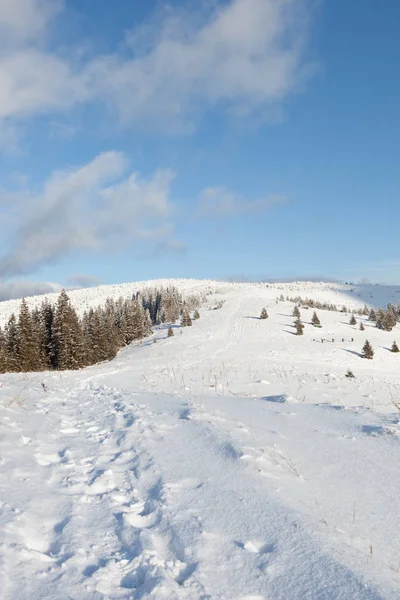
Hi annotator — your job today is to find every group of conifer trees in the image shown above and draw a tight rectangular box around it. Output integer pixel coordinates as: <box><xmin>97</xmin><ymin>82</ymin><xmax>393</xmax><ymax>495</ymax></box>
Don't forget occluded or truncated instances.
<box><xmin>0</xmin><ymin>286</ymin><xmax>193</xmax><ymax>374</ymax></box>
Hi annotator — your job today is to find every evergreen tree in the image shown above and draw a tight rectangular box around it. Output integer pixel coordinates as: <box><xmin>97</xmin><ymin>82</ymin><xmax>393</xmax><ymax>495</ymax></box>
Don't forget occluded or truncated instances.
<box><xmin>279</xmin><ymin>294</ymin><xmax>285</xmax><ymax>302</ymax></box>
<box><xmin>369</xmin><ymin>308</ymin><xmax>376</xmax><ymax>321</ymax></box>
<box><xmin>52</xmin><ymin>290</ymin><xmax>85</xmax><ymax>370</ymax></box>
<box><xmin>260</xmin><ymin>308</ymin><xmax>268</xmax><ymax>320</ymax></box>
<box><xmin>293</xmin><ymin>306</ymin><xmax>300</xmax><ymax>318</ymax></box>
<box><xmin>181</xmin><ymin>309</ymin><xmax>192</xmax><ymax>327</ymax></box>
<box><xmin>5</xmin><ymin>314</ymin><xmax>19</xmax><ymax>372</ymax></box>
<box><xmin>193</xmin><ymin>309</ymin><xmax>200</xmax><ymax>320</ymax></box>
<box><xmin>361</xmin><ymin>340</ymin><xmax>374</xmax><ymax>359</ymax></box>
<box><xmin>295</xmin><ymin>318</ymin><xmax>304</xmax><ymax>336</ymax></box>
<box><xmin>167</xmin><ymin>327</ymin><xmax>174</xmax><ymax>337</ymax></box>
<box><xmin>311</xmin><ymin>311</ymin><xmax>321</xmax><ymax>327</ymax></box>
<box><xmin>349</xmin><ymin>314</ymin><xmax>357</xmax><ymax>326</ymax></box>
<box><xmin>391</xmin><ymin>341</ymin><xmax>399</xmax><ymax>353</ymax></box>
<box><xmin>360</xmin><ymin>322</ymin><xmax>365</xmax><ymax>331</ymax></box>
<box><xmin>382</xmin><ymin>310</ymin><xmax>397</xmax><ymax>332</ymax></box>
<box><xmin>0</xmin><ymin>327</ymin><xmax>8</xmax><ymax>373</ymax></box>
<box><xmin>16</xmin><ymin>299</ymin><xmax>41</xmax><ymax>372</ymax></box>
<box><xmin>162</xmin><ymin>287</ymin><xmax>181</xmax><ymax>323</ymax></box>
<box><xmin>144</xmin><ymin>309</ymin><xmax>153</xmax><ymax>335</ymax></box>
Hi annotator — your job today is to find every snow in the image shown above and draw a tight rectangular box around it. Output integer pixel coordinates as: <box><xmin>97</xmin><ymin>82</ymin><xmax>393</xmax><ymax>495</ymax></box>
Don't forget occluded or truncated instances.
<box><xmin>1</xmin><ymin>279</ymin><xmax>400</xmax><ymax>599</ymax></box>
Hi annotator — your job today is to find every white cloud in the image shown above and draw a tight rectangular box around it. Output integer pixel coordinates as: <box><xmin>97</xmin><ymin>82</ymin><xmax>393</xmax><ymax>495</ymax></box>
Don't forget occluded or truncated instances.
<box><xmin>0</xmin><ymin>0</ymin><xmax>313</xmax><ymax>140</ymax></box>
<box><xmin>0</xmin><ymin>0</ymin><xmax>62</xmax><ymax>43</ymax></box>
<box><xmin>0</xmin><ymin>279</ymin><xmax>63</xmax><ymax>301</ymax></box>
<box><xmin>197</xmin><ymin>186</ymin><xmax>287</xmax><ymax>217</ymax></box>
<box><xmin>0</xmin><ymin>152</ymin><xmax>179</xmax><ymax>277</ymax></box>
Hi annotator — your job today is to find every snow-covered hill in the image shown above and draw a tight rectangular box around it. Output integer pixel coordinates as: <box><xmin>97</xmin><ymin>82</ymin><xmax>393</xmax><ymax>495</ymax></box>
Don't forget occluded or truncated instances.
<box><xmin>1</xmin><ymin>279</ymin><xmax>400</xmax><ymax>599</ymax></box>
<box><xmin>1</xmin><ymin>278</ymin><xmax>400</xmax><ymax>325</ymax></box>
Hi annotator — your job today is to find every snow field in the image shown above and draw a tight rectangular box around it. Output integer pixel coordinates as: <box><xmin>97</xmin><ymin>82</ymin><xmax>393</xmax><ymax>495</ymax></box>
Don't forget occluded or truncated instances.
<box><xmin>1</xmin><ymin>279</ymin><xmax>400</xmax><ymax>599</ymax></box>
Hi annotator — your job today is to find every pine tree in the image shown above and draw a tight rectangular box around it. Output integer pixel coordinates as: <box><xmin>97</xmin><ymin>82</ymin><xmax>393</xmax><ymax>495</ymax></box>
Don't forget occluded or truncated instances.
<box><xmin>360</xmin><ymin>322</ymin><xmax>365</xmax><ymax>331</ymax></box>
<box><xmin>193</xmin><ymin>310</ymin><xmax>200</xmax><ymax>320</ymax></box>
<box><xmin>311</xmin><ymin>311</ymin><xmax>321</xmax><ymax>327</ymax></box>
<box><xmin>260</xmin><ymin>308</ymin><xmax>268</xmax><ymax>320</ymax></box>
<box><xmin>4</xmin><ymin>314</ymin><xmax>19</xmax><ymax>372</ymax></box>
<box><xmin>280</xmin><ymin>294</ymin><xmax>285</xmax><ymax>302</ymax></box>
<box><xmin>361</xmin><ymin>340</ymin><xmax>374</xmax><ymax>359</ymax></box>
<box><xmin>181</xmin><ymin>309</ymin><xmax>192</xmax><ymax>327</ymax></box>
<box><xmin>369</xmin><ymin>308</ymin><xmax>376</xmax><ymax>321</ymax></box>
<box><xmin>52</xmin><ymin>290</ymin><xmax>85</xmax><ymax>370</ymax></box>
<box><xmin>167</xmin><ymin>327</ymin><xmax>174</xmax><ymax>337</ymax></box>
<box><xmin>295</xmin><ymin>318</ymin><xmax>304</xmax><ymax>335</ymax></box>
<box><xmin>16</xmin><ymin>299</ymin><xmax>41</xmax><ymax>372</ymax></box>
<box><xmin>382</xmin><ymin>310</ymin><xmax>397</xmax><ymax>332</ymax></box>
<box><xmin>162</xmin><ymin>287</ymin><xmax>182</xmax><ymax>323</ymax></box>
<box><xmin>0</xmin><ymin>327</ymin><xmax>8</xmax><ymax>373</ymax></box>
<box><xmin>293</xmin><ymin>306</ymin><xmax>300</xmax><ymax>318</ymax></box>
<box><xmin>391</xmin><ymin>341</ymin><xmax>399</xmax><ymax>353</ymax></box>
<box><xmin>349</xmin><ymin>314</ymin><xmax>357</xmax><ymax>326</ymax></box>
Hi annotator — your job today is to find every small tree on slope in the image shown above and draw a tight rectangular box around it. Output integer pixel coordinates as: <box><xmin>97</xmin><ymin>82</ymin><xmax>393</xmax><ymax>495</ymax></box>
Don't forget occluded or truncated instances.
<box><xmin>361</xmin><ymin>340</ymin><xmax>374</xmax><ymax>359</ymax></box>
<box><xmin>168</xmin><ymin>327</ymin><xmax>174</xmax><ymax>337</ymax></box>
<box><xmin>260</xmin><ymin>308</ymin><xmax>268</xmax><ymax>320</ymax></box>
<box><xmin>360</xmin><ymin>322</ymin><xmax>365</xmax><ymax>331</ymax></box>
<box><xmin>349</xmin><ymin>314</ymin><xmax>357</xmax><ymax>326</ymax></box>
<box><xmin>311</xmin><ymin>311</ymin><xmax>321</xmax><ymax>327</ymax></box>
<box><xmin>293</xmin><ymin>306</ymin><xmax>300</xmax><ymax>318</ymax></box>
<box><xmin>391</xmin><ymin>341</ymin><xmax>399</xmax><ymax>353</ymax></box>
<box><xmin>295</xmin><ymin>319</ymin><xmax>304</xmax><ymax>336</ymax></box>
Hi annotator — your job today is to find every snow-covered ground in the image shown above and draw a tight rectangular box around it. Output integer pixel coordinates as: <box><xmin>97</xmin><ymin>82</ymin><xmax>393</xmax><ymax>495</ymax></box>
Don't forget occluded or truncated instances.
<box><xmin>1</xmin><ymin>279</ymin><xmax>400</xmax><ymax>599</ymax></box>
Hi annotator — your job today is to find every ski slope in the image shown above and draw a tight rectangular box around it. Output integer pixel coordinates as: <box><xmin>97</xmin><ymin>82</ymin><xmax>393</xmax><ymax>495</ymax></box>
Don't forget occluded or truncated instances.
<box><xmin>1</xmin><ymin>279</ymin><xmax>400</xmax><ymax>599</ymax></box>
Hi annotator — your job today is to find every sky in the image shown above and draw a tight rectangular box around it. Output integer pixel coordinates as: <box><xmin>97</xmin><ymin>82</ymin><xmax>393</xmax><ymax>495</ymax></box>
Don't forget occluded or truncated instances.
<box><xmin>0</xmin><ymin>0</ymin><xmax>399</xmax><ymax>299</ymax></box>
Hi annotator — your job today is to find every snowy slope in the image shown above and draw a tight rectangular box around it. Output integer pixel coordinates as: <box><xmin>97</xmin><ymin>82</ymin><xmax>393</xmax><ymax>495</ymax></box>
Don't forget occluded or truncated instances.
<box><xmin>1</xmin><ymin>279</ymin><xmax>400</xmax><ymax>599</ymax></box>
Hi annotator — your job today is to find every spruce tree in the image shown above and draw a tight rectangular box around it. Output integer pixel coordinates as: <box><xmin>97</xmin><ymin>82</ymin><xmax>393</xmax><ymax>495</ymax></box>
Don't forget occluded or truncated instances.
<box><xmin>311</xmin><ymin>311</ymin><xmax>321</xmax><ymax>327</ymax></box>
<box><xmin>193</xmin><ymin>310</ymin><xmax>200</xmax><ymax>320</ymax></box>
<box><xmin>295</xmin><ymin>318</ymin><xmax>304</xmax><ymax>335</ymax></box>
<box><xmin>0</xmin><ymin>327</ymin><xmax>8</xmax><ymax>373</ymax></box>
<box><xmin>349</xmin><ymin>314</ymin><xmax>357</xmax><ymax>326</ymax></box>
<box><xmin>391</xmin><ymin>341</ymin><xmax>399</xmax><ymax>353</ymax></box>
<box><xmin>260</xmin><ymin>308</ymin><xmax>268</xmax><ymax>320</ymax></box>
<box><xmin>361</xmin><ymin>340</ymin><xmax>374</xmax><ymax>359</ymax></box>
<box><xmin>360</xmin><ymin>322</ymin><xmax>365</xmax><ymax>331</ymax></box>
<box><xmin>293</xmin><ymin>306</ymin><xmax>300</xmax><ymax>318</ymax></box>
<box><xmin>181</xmin><ymin>309</ymin><xmax>192</xmax><ymax>327</ymax></box>
<box><xmin>382</xmin><ymin>310</ymin><xmax>397</xmax><ymax>332</ymax></box>
<box><xmin>5</xmin><ymin>314</ymin><xmax>19</xmax><ymax>372</ymax></box>
<box><xmin>52</xmin><ymin>290</ymin><xmax>85</xmax><ymax>370</ymax></box>
<box><xmin>167</xmin><ymin>327</ymin><xmax>174</xmax><ymax>337</ymax></box>
<box><xmin>369</xmin><ymin>308</ymin><xmax>376</xmax><ymax>321</ymax></box>
<box><xmin>17</xmin><ymin>299</ymin><xmax>41</xmax><ymax>372</ymax></box>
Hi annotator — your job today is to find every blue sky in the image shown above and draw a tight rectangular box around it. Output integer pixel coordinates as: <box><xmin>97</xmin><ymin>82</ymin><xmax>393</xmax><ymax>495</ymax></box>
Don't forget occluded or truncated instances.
<box><xmin>0</xmin><ymin>0</ymin><xmax>399</xmax><ymax>298</ymax></box>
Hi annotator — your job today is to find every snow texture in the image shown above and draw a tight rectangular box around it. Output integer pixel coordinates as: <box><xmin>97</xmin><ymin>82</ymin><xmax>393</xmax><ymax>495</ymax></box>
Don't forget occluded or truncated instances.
<box><xmin>1</xmin><ymin>279</ymin><xmax>400</xmax><ymax>599</ymax></box>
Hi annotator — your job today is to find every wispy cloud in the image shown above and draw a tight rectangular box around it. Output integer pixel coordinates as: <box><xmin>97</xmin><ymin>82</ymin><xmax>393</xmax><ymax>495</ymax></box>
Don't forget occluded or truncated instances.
<box><xmin>0</xmin><ymin>151</ymin><xmax>180</xmax><ymax>277</ymax></box>
<box><xmin>0</xmin><ymin>279</ymin><xmax>63</xmax><ymax>301</ymax></box>
<box><xmin>197</xmin><ymin>186</ymin><xmax>287</xmax><ymax>217</ymax></box>
<box><xmin>67</xmin><ymin>274</ymin><xmax>102</xmax><ymax>289</ymax></box>
<box><xmin>0</xmin><ymin>0</ymin><xmax>314</xmax><ymax>143</ymax></box>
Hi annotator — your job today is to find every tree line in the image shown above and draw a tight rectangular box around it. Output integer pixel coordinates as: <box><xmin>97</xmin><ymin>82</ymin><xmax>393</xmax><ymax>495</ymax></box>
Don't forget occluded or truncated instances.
<box><xmin>0</xmin><ymin>286</ymin><xmax>199</xmax><ymax>374</ymax></box>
